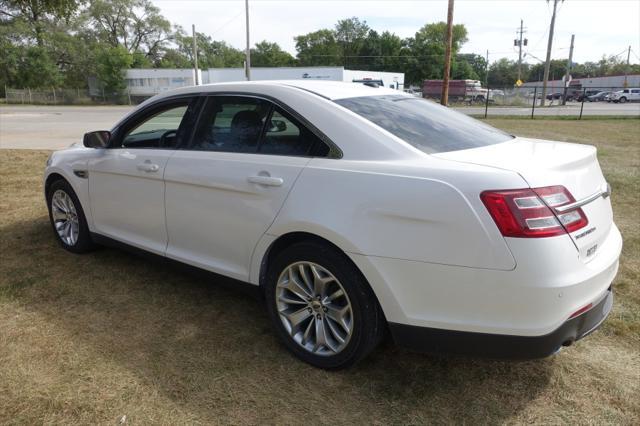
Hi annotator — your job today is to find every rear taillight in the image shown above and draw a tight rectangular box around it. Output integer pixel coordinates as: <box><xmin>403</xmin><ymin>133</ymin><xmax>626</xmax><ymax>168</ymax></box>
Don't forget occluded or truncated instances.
<box><xmin>481</xmin><ymin>185</ymin><xmax>588</xmax><ymax>238</ymax></box>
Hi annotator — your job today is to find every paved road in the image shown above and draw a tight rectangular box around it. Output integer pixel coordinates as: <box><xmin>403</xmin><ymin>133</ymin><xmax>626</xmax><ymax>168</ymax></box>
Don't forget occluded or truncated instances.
<box><xmin>1</xmin><ymin>102</ymin><xmax>638</xmax><ymax>150</ymax></box>
<box><xmin>0</xmin><ymin>105</ymin><xmax>131</xmax><ymax>150</ymax></box>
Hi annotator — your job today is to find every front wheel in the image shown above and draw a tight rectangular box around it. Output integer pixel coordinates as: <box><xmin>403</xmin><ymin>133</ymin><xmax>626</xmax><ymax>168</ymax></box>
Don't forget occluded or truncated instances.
<box><xmin>264</xmin><ymin>241</ymin><xmax>385</xmax><ymax>369</ymax></box>
<box><xmin>46</xmin><ymin>179</ymin><xmax>95</xmax><ymax>253</ymax></box>
<box><xmin>619</xmin><ymin>97</ymin><xmax>627</xmax><ymax>103</ymax></box>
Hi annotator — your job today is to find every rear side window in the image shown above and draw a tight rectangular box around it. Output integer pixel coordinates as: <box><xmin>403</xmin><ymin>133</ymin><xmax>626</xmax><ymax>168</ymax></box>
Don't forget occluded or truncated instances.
<box><xmin>189</xmin><ymin>96</ymin><xmax>331</xmax><ymax>157</ymax></box>
<box><xmin>259</xmin><ymin>107</ymin><xmax>329</xmax><ymax>157</ymax></box>
<box><xmin>191</xmin><ymin>96</ymin><xmax>271</xmax><ymax>153</ymax></box>
<box><xmin>335</xmin><ymin>95</ymin><xmax>514</xmax><ymax>154</ymax></box>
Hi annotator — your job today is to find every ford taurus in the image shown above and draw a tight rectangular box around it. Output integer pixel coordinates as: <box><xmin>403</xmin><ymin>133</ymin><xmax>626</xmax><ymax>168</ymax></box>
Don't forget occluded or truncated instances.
<box><xmin>44</xmin><ymin>81</ymin><xmax>621</xmax><ymax>369</ymax></box>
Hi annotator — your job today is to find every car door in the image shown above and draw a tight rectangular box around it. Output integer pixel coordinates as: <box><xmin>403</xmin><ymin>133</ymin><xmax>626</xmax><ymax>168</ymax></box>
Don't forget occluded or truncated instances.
<box><xmin>88</xmin><ymin>97</ymin><xmax>198</xmax><ymax>254</ymax></box>
<box><xmin>163</xmin><ymin>95</ymin><xmax>332</xmax><ymax>281</ymax></box>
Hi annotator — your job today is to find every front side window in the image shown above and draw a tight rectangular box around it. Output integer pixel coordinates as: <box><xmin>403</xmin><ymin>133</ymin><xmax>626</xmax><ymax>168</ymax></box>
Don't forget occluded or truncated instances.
<box><xmin>335</xmin><ymin>95</ymin><xmax>514</xmax><ymax>154</ymax></box>
<box><xmin>118</xmin><ymin>102</ymin><xmax>190</xmax><ymax>149</ymax></box>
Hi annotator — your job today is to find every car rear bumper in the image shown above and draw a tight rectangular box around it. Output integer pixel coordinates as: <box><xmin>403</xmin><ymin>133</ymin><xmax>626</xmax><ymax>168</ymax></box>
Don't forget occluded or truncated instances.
<box><xmin>389</xmin><ymin>288</ymin><xmax>613</xmax><ymax>359</ymax></box>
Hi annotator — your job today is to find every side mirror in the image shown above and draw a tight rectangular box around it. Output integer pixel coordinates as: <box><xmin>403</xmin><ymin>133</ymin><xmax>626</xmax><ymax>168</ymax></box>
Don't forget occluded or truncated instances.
<box><xmin>83</xmin><ymin>130</ymin><xmax>111</xmax><ymax>148</ymax></box>
<box><xmin>268</xmin><ymin>119</ymin><xmax>287</xmax><ymax>133</ymax></box>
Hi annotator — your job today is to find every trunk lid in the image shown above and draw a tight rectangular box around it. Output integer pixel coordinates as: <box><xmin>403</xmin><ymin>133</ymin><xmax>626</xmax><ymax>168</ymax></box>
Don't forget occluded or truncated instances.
<box><xmin>434</xmin><ymin>137</ymin><xmax>613</xmax><ymax>262</ymax></box>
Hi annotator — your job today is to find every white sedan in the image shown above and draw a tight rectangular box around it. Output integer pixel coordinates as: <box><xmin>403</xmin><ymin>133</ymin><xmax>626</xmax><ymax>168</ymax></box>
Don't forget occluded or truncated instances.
<box><xmin>44</xmin><ymin>81</ymin><xmax>621</xmax><ymax>369</ymax></box>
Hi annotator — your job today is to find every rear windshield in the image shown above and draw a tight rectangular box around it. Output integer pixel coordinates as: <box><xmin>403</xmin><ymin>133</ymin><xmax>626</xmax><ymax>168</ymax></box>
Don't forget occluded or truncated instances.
<box><xmin>335</xmin><ymin>95</ymin><xmax>514</xmax><ymax>154</ymax></box>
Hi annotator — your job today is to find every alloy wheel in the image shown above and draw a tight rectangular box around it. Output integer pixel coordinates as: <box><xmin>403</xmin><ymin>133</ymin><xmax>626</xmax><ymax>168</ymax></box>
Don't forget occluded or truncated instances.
<box><xmin>275</xmin><ymin>261</ymin><xmax>354</xmax><ymax>356</ymax></box>
<box><xmin>51</xmin><ymin>189</ymin><xmax>79</xmax><ymax>246</ymax></box>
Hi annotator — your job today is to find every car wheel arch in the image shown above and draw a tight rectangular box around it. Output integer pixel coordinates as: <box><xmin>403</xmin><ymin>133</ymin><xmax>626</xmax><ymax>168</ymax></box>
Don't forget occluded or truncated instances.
<box><xmin>45</xmin><ymin>172</ymin><xmax>67</xmax><ymax>197</ymax></box>
<box><xmin>257</xmin><ymin>231</ymin><xmax>384</xmax><ymax>311</ymax></box>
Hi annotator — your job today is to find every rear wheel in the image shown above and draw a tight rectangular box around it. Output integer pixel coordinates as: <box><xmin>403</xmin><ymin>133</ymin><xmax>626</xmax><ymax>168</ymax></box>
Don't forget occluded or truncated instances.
<box><xmin>264</xmin><ymin>241</ymin><xmax>385</xmax><ymax>369</ymax></box>
<box><xmin>46</xmin><ymin>179</ymin><xmax>95</xmax><ymax>253</ymax></box>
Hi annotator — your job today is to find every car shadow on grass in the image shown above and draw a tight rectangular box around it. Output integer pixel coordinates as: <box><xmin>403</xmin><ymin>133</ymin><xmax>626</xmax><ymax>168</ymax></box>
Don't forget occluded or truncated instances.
<box><xmin>1</xmin><ymin>216</ymin><xmax>554</xmax><ymax>423</ymax></box>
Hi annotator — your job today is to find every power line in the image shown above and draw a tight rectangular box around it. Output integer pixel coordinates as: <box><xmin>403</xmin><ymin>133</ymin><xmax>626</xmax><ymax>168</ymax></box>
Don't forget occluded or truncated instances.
<box><xmin>209</xmin><ymin>11</ymin><xmax>243</xmax><ymax>37</ymax></box>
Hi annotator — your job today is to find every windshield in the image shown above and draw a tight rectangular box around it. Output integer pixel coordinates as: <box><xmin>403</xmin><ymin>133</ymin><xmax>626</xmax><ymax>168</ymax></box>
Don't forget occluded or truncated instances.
<box><xmin>335</xmin><ymin>95</ymin><xmax>514</xmax><ymax>154</ymax></box>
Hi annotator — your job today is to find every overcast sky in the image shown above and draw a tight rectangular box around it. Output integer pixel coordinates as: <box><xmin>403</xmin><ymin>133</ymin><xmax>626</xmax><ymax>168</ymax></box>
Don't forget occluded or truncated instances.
<box><xmin>154</xmin><ymin>0</ymin><xmax>640</xmax><ymax>65</ymax></box>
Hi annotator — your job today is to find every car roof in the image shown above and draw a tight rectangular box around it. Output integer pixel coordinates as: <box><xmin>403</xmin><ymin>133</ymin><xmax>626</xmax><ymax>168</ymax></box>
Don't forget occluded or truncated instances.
<box><xmin>153</xmin><ymin>80</ymin><xmax>406</xmax><ymax>101</ymax></box>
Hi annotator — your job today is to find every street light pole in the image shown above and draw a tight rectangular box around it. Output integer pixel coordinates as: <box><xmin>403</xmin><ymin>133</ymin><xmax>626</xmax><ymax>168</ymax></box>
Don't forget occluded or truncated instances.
<box><xmin>245</xmin><ymin>0</ymin><xmax>251</xmax><ymax>81</ymax></box>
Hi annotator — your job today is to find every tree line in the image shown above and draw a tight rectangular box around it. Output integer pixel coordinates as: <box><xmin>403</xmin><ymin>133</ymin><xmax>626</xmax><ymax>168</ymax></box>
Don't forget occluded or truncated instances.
<box><xmin>2</xmin><ymin>0</ymin><xmax>638</xmax><ymax>96</ymax></box>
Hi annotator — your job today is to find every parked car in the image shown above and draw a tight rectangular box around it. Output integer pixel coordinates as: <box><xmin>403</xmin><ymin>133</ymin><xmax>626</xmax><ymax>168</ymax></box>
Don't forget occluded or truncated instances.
<box><xmin>545</xmin><ymin>92</ymin><xmax>563</xmax><ymax>100</ymax></box>
<box><xmin>575</xmin><ymin>90</ymin><xmax>600</xmax><ymax>102</ymax></box>
<box><xmin>587</xmin><ymin>91</ymin><xmax>612</xmax><ymax>102</ymax></box>
<box><xmin>609</xmin><ymin>88</ymin><xmax>640</xmax><ymax>103</ymax></box>
<box><xmin>44</xmin><ymin>81</ymin><xmax>621</xmax><ymax>369</ymax></box>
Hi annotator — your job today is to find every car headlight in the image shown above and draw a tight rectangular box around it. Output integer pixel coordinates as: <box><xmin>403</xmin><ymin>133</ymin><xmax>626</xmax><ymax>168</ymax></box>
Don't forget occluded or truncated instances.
<box><xmin>46</xmin><ymin>153</ymin><xmax>53</xmax><ymax>167</ymax></box>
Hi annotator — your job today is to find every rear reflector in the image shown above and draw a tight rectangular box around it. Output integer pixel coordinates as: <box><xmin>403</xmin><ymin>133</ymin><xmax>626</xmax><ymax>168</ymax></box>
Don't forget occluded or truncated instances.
<box><xmin>481</xmin><ymin>186</ymin><xmax>588</xmax><ymax>238</ymax></box>
<box><xmin>569</xmin><ymin>303</ymin><xmax>593</xmax><ymax>319</ymax></box>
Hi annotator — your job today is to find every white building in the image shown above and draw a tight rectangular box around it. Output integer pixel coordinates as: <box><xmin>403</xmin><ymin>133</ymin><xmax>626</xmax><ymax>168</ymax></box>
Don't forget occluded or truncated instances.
<box><xmin>520</xmin><ymin>74</ymin><xmax>640</xmax><ymax>91</ymax></box>
<box><xmin>120</xmin><ymin>67</ymin><xmax>404</xmax><ymax>98</ymax></box>
<box><xmin>125</xmin><ymin>68</ymin><xmax>202</xmax><ymax>96</ymax></box>
<box><xmin>203</xmin><ymin>67</ymin><xmax>404</xmax><ymax>90</ymax></box>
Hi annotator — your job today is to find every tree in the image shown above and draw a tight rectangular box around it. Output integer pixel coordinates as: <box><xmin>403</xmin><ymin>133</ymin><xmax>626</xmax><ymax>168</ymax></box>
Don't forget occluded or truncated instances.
<box><xmin>334</xmin><ymin>17</ymin><xmax>370</xmax><ymax>67</ymax></box>
<box><xmin>358</xmin><ymin>30</ymin><xmax>405</xmax><ymax>71</ymax></box>
<box><xmin>405</xmin><ymin>22</ymin><xmax>468</xmax><ymax>85</ymax></box>
<box><xmin>528</xmin><ymin>59</ymin><xmax>566</xmax><ymax>83</ymax></box>
<box><xmin>487</xmin><ymin>58</ymin><xmax>519</xmax><ymax>87</ymax></box>
<box><xmin>95</xmin><ymin>45</ymin><xmax>132</xmax><ymax>96</ymax></box>
<box><xmin>87</xmin><ymin>0</ymin><xmax>172</xmax><ymax>62</ymax></box>
<box><xmin>251</xmin><ymin>41</ymin><xmax>295</xmax><ymax>67</ymax></box>
<box><xmin>173</xmin><ymin>29</ymin><xmax>244</xmax><ymax>68</ymax></box>
<box><xmin>456</xmin><ymin>53</ymin><xmax>487</xmax><ymax>81</ymax></box>
<box><xmin>17</xmin><ymin>45</ymin><xmax>63</xmax><ymax>87</ymax></box>
<box><xmin>0</xmin><ymin>0</ymin><xmax>80</xmax><ymax>46</ymax></box>
<box><xmin>295</xmin><ymin>29</ymin><xmax>342</xmax><ymax>66</ymax></box>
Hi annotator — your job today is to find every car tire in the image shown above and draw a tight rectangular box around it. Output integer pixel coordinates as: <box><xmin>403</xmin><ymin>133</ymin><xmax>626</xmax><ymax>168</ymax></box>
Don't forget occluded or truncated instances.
<box><xmin>46</xmin><ymin>179</ymin><xmax>95</xmax><ymax>253</ymax></box>
<box><xmin>619</xmin><ymin>97</ymin><xmax>627</xmax><ymax>103</ymax></box>
<box><xmin>264</xmin><ymin>240</ymin><xmax>386</xmax><ymax>369</ymax></box>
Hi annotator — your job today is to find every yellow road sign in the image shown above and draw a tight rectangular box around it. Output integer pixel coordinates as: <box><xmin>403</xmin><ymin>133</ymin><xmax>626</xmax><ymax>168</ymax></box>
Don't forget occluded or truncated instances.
<box><xmin>515</xmin><ymin>79</ymin><xmax>523</xmax><ymax>87</ymax></box>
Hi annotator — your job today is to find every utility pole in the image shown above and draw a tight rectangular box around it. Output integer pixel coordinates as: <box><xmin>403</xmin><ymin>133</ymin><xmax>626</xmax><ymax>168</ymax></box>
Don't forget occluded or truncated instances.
<box><xmin>541</xmin><ymin>0</ymin><xmax>562</xmax><ymax>106</ymax></box>
<box><xmin>515</xmin><ymin>19</ymin><xmax>527</xmax><ymax>82</ymax></box>
<box><xmin>441</xmin><ymin>0</ymin><xmax>455</xmax><ymax>106</ymax></box>
<box><xmin>562</xmin><ymin>34</ymin><xmax>574</xmax><ymax>105</ymax></box>
<box><xmin>485</xmin><ymin>49</ymin><xmax>489</xmax><ymax>88</ymax></box>
<box><xmin>244</xmin><ymin>0</ymin><xmax>251</xmax><ymax>81</ymax></box>
<box><xmin>192</xmin><ymin>24</ymin><xmax>199</xmax><ymax>85</ymax></box>
<box><xmin>624</xmin><ymin>45</ymin><xmax>631</xmax><ymax>87</ymax></box>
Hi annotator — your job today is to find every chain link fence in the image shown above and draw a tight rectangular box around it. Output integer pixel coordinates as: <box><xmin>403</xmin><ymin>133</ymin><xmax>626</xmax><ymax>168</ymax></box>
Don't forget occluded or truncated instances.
<box><xmin>4</xmin><ymin>87</ymin><xmax>140</xmax><ymax>105</ymax></box>
<box><xmin>436</xmin><ymin>86</ymin><xmax>639</xmax><ymax>119</ymax></box>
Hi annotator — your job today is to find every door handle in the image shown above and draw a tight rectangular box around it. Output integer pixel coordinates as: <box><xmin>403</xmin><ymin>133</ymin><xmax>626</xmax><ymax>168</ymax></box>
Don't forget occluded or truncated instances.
<box><xmin>137</xmin><ymin>162</ymin><xmax>159</xmax><ymax>173</ymax></box>
<box><xmin>248</xmin><ymin>175</ymin><xmax>284</xmax><ymax>187</ymax></box>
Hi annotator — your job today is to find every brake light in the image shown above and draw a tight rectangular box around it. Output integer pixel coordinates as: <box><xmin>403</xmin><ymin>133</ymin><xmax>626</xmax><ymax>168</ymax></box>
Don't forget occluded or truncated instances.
<box><xmin>481</xmin><ymin>185</ymin><xmax>588</xmax><ymax>238</ymax></box>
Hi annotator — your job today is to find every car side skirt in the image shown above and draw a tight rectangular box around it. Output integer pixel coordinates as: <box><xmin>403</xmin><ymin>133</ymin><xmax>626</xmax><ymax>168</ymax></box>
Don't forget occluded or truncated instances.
<box><xmin>388</xmin><ymin>289</ymin><xmax>613</xmax><ymax>360</ymax></box>
<box><xmin>90</xmin><ymin>232</ymin><xmax>262</xmax><ymax>300</ymax></box>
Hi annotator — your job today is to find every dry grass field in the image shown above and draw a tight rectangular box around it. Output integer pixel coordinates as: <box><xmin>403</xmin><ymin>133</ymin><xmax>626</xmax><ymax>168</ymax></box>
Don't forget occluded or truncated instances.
<box><xmin>1</xmin><ymin>118</ymin><xmax>638</xmax><ymax>424</ymax></box>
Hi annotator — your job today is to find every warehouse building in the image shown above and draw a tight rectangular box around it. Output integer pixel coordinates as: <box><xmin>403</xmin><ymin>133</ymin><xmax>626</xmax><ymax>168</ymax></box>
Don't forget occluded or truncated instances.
<box><xmin>520</xmin><ymin>74</ymin><xmax>640</xmax><ymax>91</ymax></box>
<box><xmin>118</xmin><ymin>67</ymin><xmax>404</xmax><ymax>98</ymax></box>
